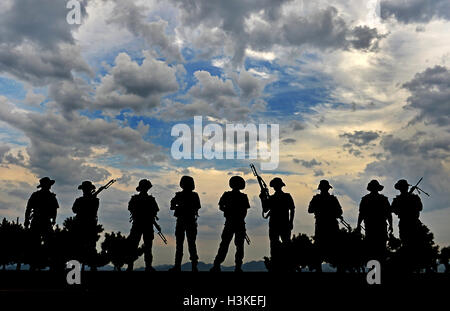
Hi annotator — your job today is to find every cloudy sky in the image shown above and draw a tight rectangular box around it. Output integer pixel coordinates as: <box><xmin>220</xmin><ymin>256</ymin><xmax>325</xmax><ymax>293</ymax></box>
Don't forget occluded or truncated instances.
<box><xmin>0</xmin><ymin>0</ymin><xmax>449</xmax><ymax>267</ymax></box>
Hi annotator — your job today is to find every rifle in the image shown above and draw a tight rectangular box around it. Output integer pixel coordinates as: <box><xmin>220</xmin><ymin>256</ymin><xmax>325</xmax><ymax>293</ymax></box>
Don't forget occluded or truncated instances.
<box><xmin>340</xmin><ymin>217</ymin><xmax>365</xmax><ymax>232</ymax></box>
<box><xmin>250</xmin><ymin>163</ymin><xmax>270</xmax><ymax>219</ymax></box>
<box><xmin>153</xmin><ymin>219</ymin><xmax>168</xmax><ymax>245</ymax></box>
<box><xmin>244</xmin><ymin>233</ymin><xmax>251</xmax><ymax>245</ymax></box>
<box><xmin>92</xmin><ymin>179</ymin><xmax>116</xmax><ymax>197</ymax></box>
<box><xmin>408</xmin><ymin>177</ymin><xmax>430</xmax><ymax>196</ymax></box>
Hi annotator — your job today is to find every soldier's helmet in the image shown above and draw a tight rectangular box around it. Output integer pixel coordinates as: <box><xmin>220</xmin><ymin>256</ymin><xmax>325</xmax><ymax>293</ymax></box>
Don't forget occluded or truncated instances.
<box><xmin>136</xmin><ymin>179</ymin><xmax>152</xmax><ymax>192</ymax></box>
<box><xmin>78</xmin><ymin>180</ymin><xmax>96</xmax><ymax>191</ymax></box>
<box><xmin>394</xmin><ymin>179</ymin><xmax>409</xmax><ymax>191</ymax></box>
<box><xmin>367</xmin><ymin>179</ymin><xmax>384</xmax><ymax>192</ymax></box>
<box><xmin>180</xmin><ymin>175</ymin><xmax>195</xmax><ymax>191</ymax></box>
<box><xmin>318</xmin><ymin>180</ymin><xmax>332</xmax><ymax>190</ymax></box>
<box><xmin>269</xmin><ymin>177</ymin><xmax>286</xmax><ymax>188</ymax></box>
<box><xmin>229</xmin><ymin>176</ymin><xmax>245</xmax><ymax>190</ymax></box>
<box><xmin>37</xmin><ymin>177</ymin><xmax>55</xmax><ymax>188</ymax></box>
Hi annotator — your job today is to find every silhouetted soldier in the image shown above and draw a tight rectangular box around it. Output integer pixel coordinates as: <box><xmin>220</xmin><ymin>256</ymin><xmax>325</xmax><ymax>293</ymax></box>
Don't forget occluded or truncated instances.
<box><xmin>72</xmin><ymin>181</ymin><xmax>100</xmax><ymax>270</ymax></box>
<box><xmin>169</xmin><ymin>176</ymin><xmax>201</xmax><ymax>272</ymax></box>
<box><xmin>24</xmin><ymin>177</ymin><xmax>59</xmax><ymax>270</ymax></box>
<box><xmin>210</xmin><ymin>176</ymin><xmax>250</xmax><ymax>272</ymax></box>
<box><xmin>391</xmin><ymin>179</ymin><xmax>423</xmax><ymax>247</ymax></box>
<box><xmin>126</xmin><ymin>179</ymin><xmax>160</xmax><ymax>272</ymax></box>
<box><xmin>308</xmin><ymin>180</ymin><xmax>343</xmax><ymax>270</ymax></box>
<box><xmin>357</xmin><ymin>180</ymin><xmax>393</xmax><ymax>261</ymax></box>
<box><xmin>261</xmin><ymin>177</ymin><xmax>295</xmax><ymax>257</ymax></box>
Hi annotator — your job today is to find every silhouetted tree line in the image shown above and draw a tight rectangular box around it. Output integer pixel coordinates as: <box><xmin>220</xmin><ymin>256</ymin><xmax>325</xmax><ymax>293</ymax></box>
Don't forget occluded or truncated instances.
<box><xmin>264</xmin><ymin>223</ymin><xmax>443</xmax><ymax>273</ymax></box>
<box><xmin>0</xmin><ymin>216</ymin><xmax>447</xmax><ymax>273</ymax></box>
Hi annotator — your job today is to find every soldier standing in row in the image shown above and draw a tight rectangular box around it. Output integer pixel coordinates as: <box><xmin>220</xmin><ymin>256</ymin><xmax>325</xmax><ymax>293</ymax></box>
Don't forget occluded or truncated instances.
<box><xmin>308</xmin><ymin>180</ymin><xmax>343</xmax><ymax>270</ymax></box>
<box><xmin>127</xmin><ymin>179</ymin><xmax>160</xmax><ymax>272</ymax></box>
<box><xmin>210</xmin><ymin>176</ymin><xmax>250</xmax><ymax>272</ymax></box>
<box><xmin>260</xmin><ymin>177</ymin><xmax>295</xmax><ymax>257</ymax></box>
<box><xmin>72</xmin><ymin>181</ymin><xmax>101</xmax><ymax>270</ymax></box>
<box><xmin>25</xmin><ymin>177</ymin><xmax>59</xmax><ymax>270</ymax></box>
<box><xmin>357</xmin><ymin>180</ymin><xmax>393</xmax><ymax>261</ymax></box>
<box><xmin>391</xmin><ymin>179</ymin><xmax>423</xmax><ymax>247</ymax></box>
<box><xmin>169</xmin><ymin>176</ymin><xmax>201</xmax><ymax>272</ymax></box>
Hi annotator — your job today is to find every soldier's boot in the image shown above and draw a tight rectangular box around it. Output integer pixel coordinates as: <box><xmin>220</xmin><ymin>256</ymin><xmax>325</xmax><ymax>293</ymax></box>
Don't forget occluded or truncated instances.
<box><xmin>169</xmin><ymin>264</ymin><xmax>181</xmax><ymax>272</ymax></box>
<box><xmin>126</xmin><ymin>262</ymin><xmax>134</xmax><ymax>272</ymax></box>
<box><xmin>210</xmin><ymin>262</ymin><xmax>221</xmax><ymax>272</ymax></box>
<box><xmin>234</xmin><ymin>262</ymin><xmax>243</xmax><ymax>273</ymax></box>
<box><xmin>145</xmin><ymin>266</ymin><xmax>156</xmax><ymax>272</ymax></box>
<box><xmin>169</xmin><ymin>255</ymin><xmax>183</xmax><ymax>272</ymax></box>
<box><xmin>192</xmin><ymin>260</ymin><xmax>198</xmax><ymax>272</ymax></box>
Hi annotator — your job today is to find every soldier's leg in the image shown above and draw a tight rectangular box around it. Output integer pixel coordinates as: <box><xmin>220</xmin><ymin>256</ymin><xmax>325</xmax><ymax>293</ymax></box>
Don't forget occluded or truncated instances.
<box><xmin>269</xmin><ymin>226</ymin><xmax>281</xmax><ymax>258</ymax></box>
<box><xmin>142</xmin><ymin>228</ymin><xmax>155</xmax><ymax>270</ymax></box>
<box><xmin>213</xmin><ymin>224</ymin><xmax>234</xmax><ymax>266</ymax></box>
<box><xmin>186</xmin><ymin>221</ymin><xmax>199</xmax><ymax>264</ymax></box>
<box><xmin>174</xmin><ymin>221</ymin><xmax>186</xmax><ymax>267</ymax></box>
<box><xmin>234</xmin><ymin>226</ymin><xmax>246</xmax><ymax>270</ymax></box>
<box><xmin>126</xmin><ymin>225</ymin><xmax>142</xmax><ymax>271</ymax></box>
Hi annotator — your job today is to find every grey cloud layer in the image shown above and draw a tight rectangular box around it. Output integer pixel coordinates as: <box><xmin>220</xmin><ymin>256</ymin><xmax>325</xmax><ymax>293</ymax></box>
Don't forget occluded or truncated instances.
<box><xmin>381</xmin><ymin>0</ymin><xmax>450</xmax><ymax>24</ymax></box>
<box><xmin>0</xmin><ymin>101</ymin><xmax>165</xmax><ymax>185</ymax></box>
<box><xmin>0</xmin><ymin>0</ymin><xmax>91</xmax><ymax>85</ymax></box>
<box><xmin>172</xmin><ymin>1</ymin><xmax>386</xmax><ymax>65</ymax></box>
<box><xmin>403</xmin><ymin>66</ymin><xmax>450</xmax><ymax>127</ymax></box>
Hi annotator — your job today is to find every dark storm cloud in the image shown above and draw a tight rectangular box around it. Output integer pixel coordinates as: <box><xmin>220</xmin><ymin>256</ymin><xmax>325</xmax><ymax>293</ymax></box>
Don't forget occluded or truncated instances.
<box><xmin>381</xmin><ymin>0</ymin><xmax>450</xmax><ymax>24</ymax></box>
<box><xmin>403</xmin><ymin>65</ymin><xmax>450</xmax><ymax>127</ymax></box>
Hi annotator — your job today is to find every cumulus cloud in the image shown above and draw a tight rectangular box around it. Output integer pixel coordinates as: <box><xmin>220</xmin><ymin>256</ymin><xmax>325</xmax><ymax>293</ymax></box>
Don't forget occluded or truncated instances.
<box><xmin>95</xmin><ymin>52</ymin><xmax>178</xmax><ymax>113</ymax></box>
<box><xmin>159</xmin><ymin>69</ymin><xmax>267</xmax><ymax>121</ymax></box>
<box><xmin>104</xmin><ymin>0</ymin><xmax>182</xmax><ymax>62</ymax></box>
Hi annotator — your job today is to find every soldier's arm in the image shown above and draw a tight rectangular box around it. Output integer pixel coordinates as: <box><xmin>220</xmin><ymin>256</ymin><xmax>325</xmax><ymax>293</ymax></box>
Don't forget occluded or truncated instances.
<box><xmin>194</xmin><ymin>192</ymin><xmax>201</xmax><ymax>211</ymax></box>
<box><xmin>288</xmin><ymin>194</ymin><xmax>295</xmax><ymax>226</ymax></box>
<box><xmin>260</xmin><ymin>195</ymin><xmax>271</xmax><ymax>213</ymax></box>
<box><xmin>356</xmin><ymin>198</ymin><xmax>364</xmax><ymax>229</ymax></box>
<box><xmin>416</xmin><ymin>195</ymin><xmax>423</xmax><ymax>212</ymax></box>
<box><xmin>72</xmin><ymin>198</ymin><xmax>80</xmax><ymax>214</ymax></box>
<box><xmin>50</xmin><ymin>194</ymin><xmax>59</xmax><ymax>224</ymax></box>
<box><xmin>24</xmin><ymin>194</ymin><xmax>34</xmax><ymax>227</ymax></box>
<box><xmin>307</xmin><ymin>197</ymin><xmax>315</xmax><ymax>214</ymax></box>
<box><xmin>218</xmin><ymin>192</ymin><xmax>227</xmax><ymax>212</ymax></box>
<box><xmin>390</xmin><ymin>198</ymin><xmax>399</xmax><ymax>215</ymax></box>
<box><xmin>244</xmin><ymin>194</ymin><xmax>251</xmax><ymax>210</ymax></box>
<box><xmin>170</xmin><ymin>194</ymin><xmax>178</xmax><ymax>210</ymax></box>
<box><xmin>385</xmin><ymin>197</ymin><xmax>393</xmax><ymax>231</ymax></box>
<box><xmin>152</xmin><ymin>196</ymin><xmax>160</xmax><ymax>213</ymax></box>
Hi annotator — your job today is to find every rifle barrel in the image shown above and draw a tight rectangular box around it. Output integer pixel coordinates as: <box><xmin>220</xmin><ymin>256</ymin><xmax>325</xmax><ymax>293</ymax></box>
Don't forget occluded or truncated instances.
<box><xmin>158</xmin><ymin>231</ymin><xmax>168</xmax><ymax>244</ymax></box>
